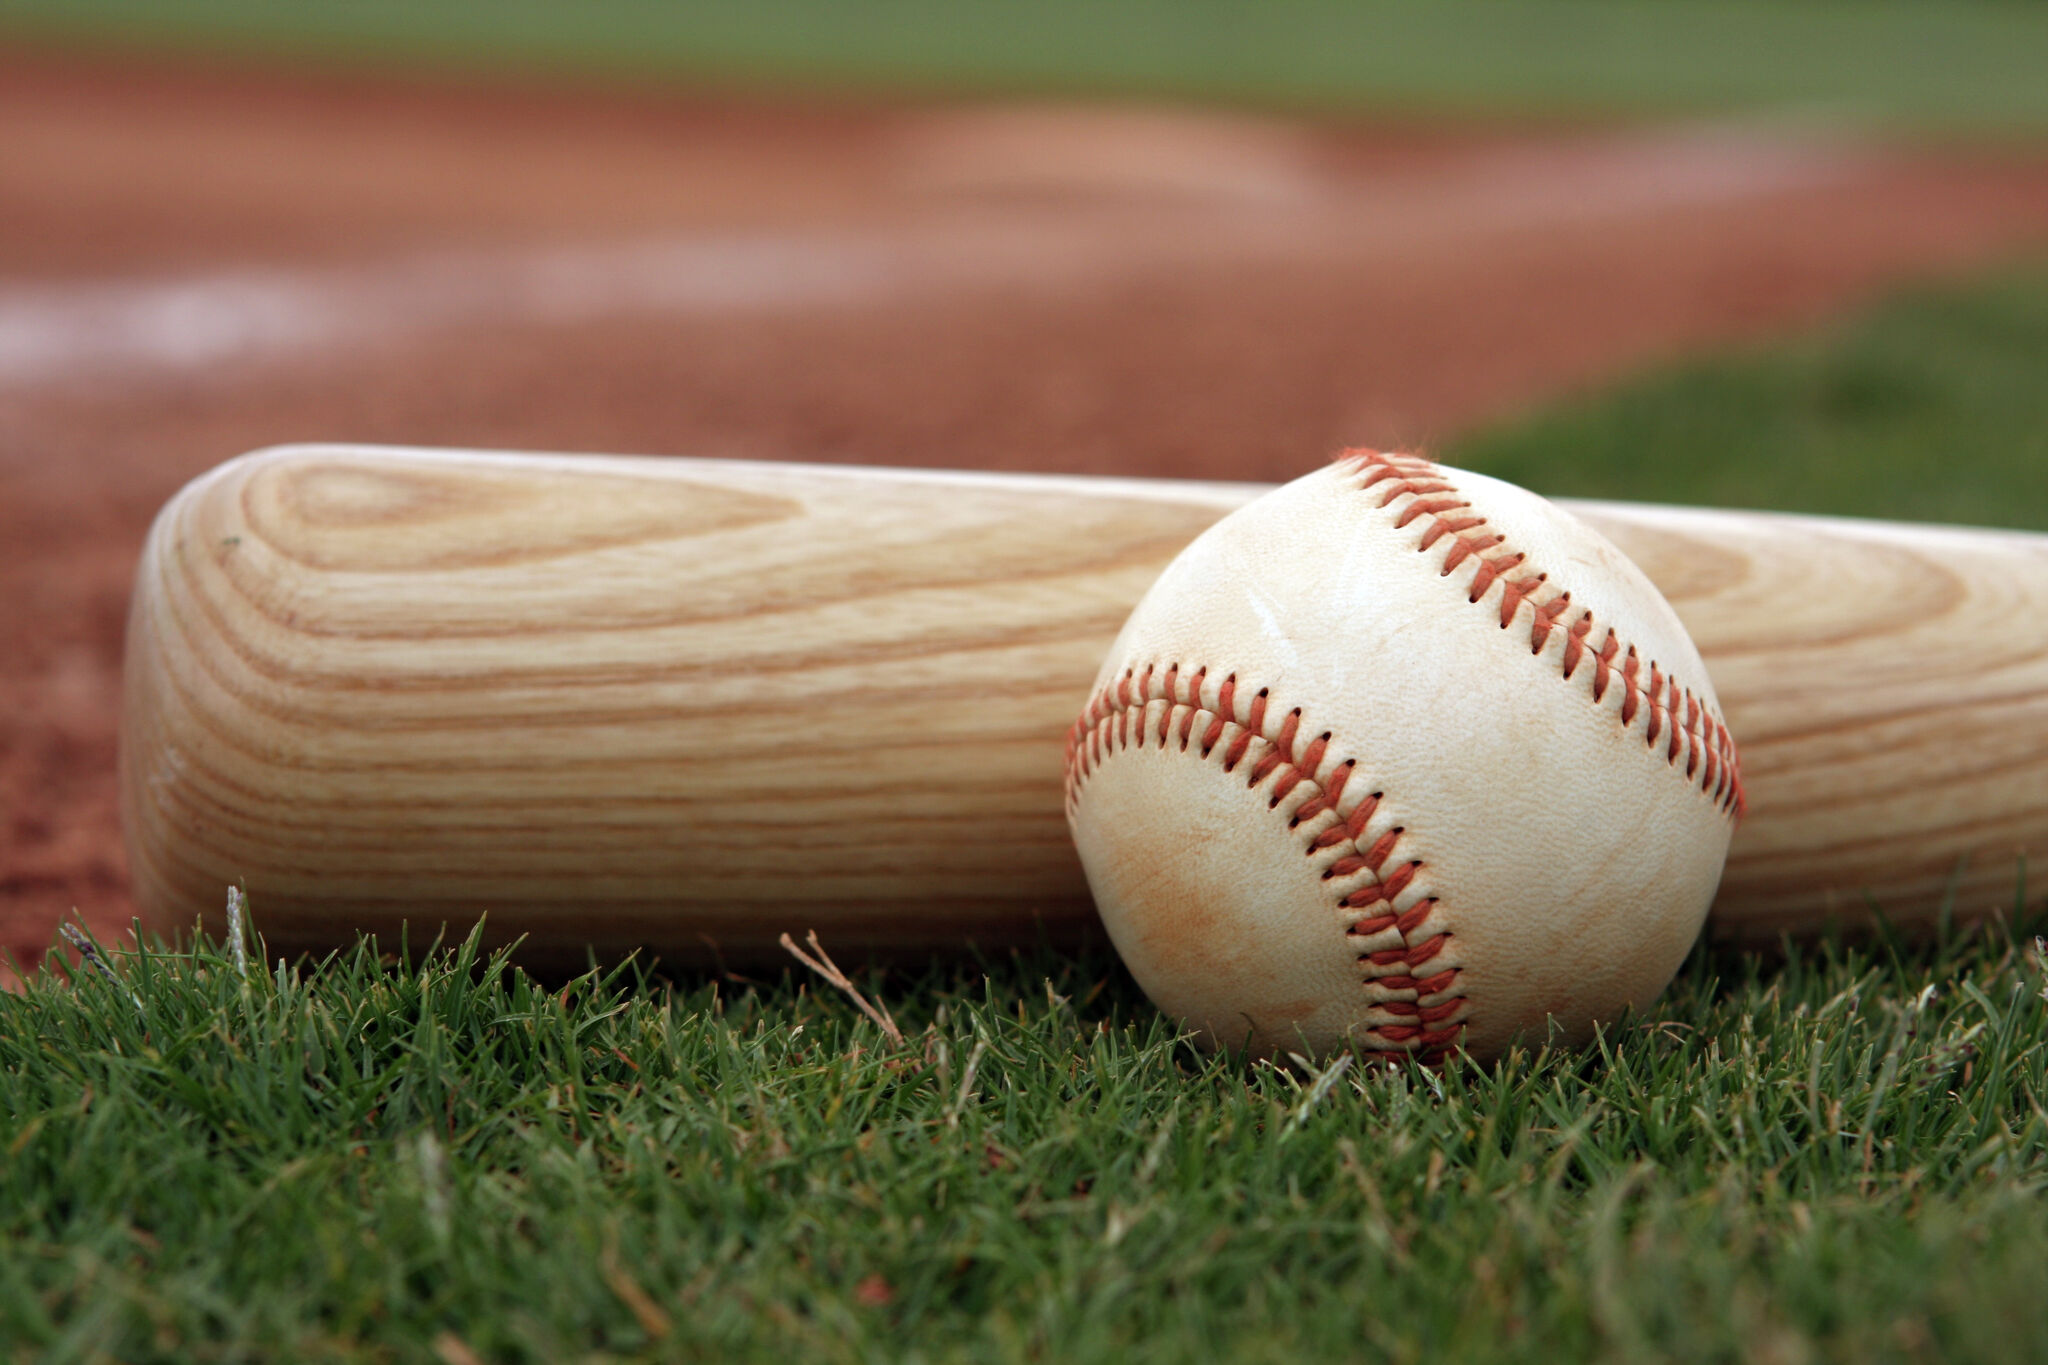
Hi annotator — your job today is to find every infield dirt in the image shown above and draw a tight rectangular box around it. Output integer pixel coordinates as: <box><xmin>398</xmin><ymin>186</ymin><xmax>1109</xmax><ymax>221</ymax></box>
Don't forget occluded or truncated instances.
<box><xmin>6</xmin><ymin>49</ymin><xmax>2048</xmax><ymax>971</ymax></box>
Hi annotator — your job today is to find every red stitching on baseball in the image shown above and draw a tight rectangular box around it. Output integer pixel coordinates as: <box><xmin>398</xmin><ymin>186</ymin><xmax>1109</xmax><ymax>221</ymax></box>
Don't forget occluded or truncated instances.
<box><xmin>1064</xmin><ymin>668</ymin><xmax>1470</xmax><ymax>1064</ymax></box>
<box><xmin>1337</xmin><ymin>449</ymin><xmax>1746</xmax><ymax>816</ymax></box>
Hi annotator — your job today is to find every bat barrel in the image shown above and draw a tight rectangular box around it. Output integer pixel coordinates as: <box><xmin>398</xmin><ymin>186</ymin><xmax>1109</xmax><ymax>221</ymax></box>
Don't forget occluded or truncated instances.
<box><xmin>1574</xmin><ymin>499</ymin><xmax>2048</xmax><ymax>943</ymax></box>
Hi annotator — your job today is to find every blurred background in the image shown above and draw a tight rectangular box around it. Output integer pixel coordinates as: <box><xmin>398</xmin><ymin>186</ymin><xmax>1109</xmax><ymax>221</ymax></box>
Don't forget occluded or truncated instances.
<box><xmin>3</xmin><ymin>0</ymin><xmax>2047</xmax><ymax>967</ymax></box>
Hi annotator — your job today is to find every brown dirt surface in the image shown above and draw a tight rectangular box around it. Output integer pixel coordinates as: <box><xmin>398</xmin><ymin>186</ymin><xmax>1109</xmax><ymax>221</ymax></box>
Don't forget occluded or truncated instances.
<box><xmin>5</xmin><ymin>48</ymin><xmax>2048</xmax><ymax>973</ymax></box>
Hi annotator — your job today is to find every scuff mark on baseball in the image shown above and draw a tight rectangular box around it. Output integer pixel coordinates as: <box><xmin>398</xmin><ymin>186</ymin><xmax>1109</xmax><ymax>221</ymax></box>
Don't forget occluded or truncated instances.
<box><xmin>1063</xmin><ymin>452</ymin><xmax>1741</xmax><ymax>1064</ymax></box>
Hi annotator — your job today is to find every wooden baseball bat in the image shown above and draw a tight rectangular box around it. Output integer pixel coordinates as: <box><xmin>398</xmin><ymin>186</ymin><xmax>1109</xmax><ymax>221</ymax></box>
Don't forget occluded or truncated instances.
<box><xmin>122</xmin><ymin>445</ymin><xmax>2048</xmax><ymax>969</ymax></box>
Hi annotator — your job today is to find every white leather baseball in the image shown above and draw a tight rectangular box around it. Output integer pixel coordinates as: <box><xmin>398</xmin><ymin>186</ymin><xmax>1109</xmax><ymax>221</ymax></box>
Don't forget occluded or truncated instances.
<box><xmin>1064</xmin><ymin>451</ymin><xmax>1742</xmax><ymax>1063</ymax></box>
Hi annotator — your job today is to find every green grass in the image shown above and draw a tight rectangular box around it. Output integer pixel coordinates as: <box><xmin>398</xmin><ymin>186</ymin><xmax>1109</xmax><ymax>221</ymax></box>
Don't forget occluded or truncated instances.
<box><xmin>5</xmin><ymin>0</ymin><xmax>2048</xmax><ymax>135</ymax></box>
<box><xmin>1451</xmin><ymin>261</ymin><xmax>2048</xmax><ymax>529</ymax></box>
<box><xmin>5</xmin><ymin>909</ymin><xmax>2047</xmax><ymax>1363</ymax></box>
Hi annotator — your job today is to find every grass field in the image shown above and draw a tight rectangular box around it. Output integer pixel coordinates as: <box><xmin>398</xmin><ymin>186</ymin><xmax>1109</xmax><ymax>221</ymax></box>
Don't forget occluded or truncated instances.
<box><xmin>1452</xmin><ymin>260</ymin><xmax>2048</xmax><ymax>528</ymax></box>
<box><xmin>6</xmin><ymin>908</ymin><xmax>2047</xmax><ymax>1364</ymax></box>
<box><xmin>4</xmin><ymin>0</ymin><xmax>2048</xmax><ymax>134</ymax></box>
<box><xmin>10</xmin><ymin>260</ymin><xmax>2048</xmax><ymax>1362</ymax></box>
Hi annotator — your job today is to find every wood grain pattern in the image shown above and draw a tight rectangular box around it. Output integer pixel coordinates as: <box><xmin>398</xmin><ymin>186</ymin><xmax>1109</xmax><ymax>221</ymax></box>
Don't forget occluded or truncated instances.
<box><xmin>121</xmin><ymin>446</ymin><xmax>1253</xmax><ymax>968</ymax></box>
<box><xmin>1580</xmin><ymin>501</ymin><xmax>2048</xmax><ymax>941</ymax></box>
<box><xmin>122</xmin><ymin>445</ymin><xmax>2048</xmax><ymax>967</ymax></box>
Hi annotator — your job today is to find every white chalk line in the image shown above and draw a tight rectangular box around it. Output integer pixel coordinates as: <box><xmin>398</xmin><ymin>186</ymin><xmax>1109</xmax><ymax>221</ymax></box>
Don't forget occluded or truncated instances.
<box><xmin>0</xmin><ymin>128</ymin><xmax>1866</xmax><ymax>389</ymax></box>
<box><xmin>0</xmin><ymin>238</ymin><xmax>912</xmax><ymax>388</ymax></box>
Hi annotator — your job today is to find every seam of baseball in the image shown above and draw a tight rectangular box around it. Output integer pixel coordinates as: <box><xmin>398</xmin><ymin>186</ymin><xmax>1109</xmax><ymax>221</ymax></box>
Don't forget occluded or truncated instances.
<box><xmin>1064</xmin><ymin>664</ymin><xmax>1471</xmax><ymax>1061</ymax></box>
<box><xmin>1340</xmin><ymin>448</ymin><xmax>1745</xmax><ymax>815</ymax></box>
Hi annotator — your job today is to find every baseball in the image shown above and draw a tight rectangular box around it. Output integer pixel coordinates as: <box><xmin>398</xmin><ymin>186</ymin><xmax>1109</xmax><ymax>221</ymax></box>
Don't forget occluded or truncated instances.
<box><xmin>1064</xmin><ymin>451</ymin><xmax>1742</xmax><ymax>1064</ymax></box>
